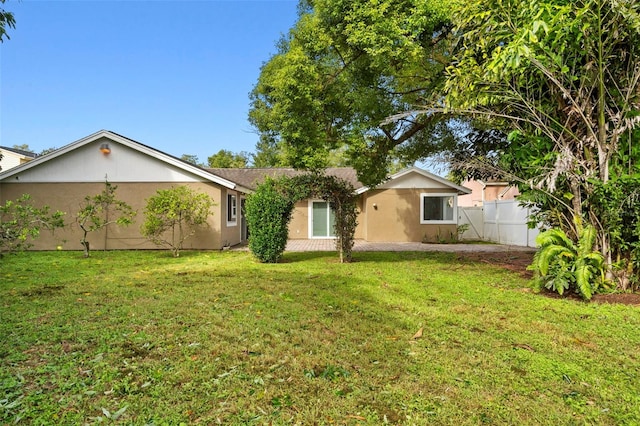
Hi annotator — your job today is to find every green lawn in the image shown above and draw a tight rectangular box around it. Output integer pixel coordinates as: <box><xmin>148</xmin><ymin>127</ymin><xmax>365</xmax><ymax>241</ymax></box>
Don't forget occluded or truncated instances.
<box><xmin>1</xmin><ymin>250</ymin><xmax>638</xmax><ymax>425</ymax></box>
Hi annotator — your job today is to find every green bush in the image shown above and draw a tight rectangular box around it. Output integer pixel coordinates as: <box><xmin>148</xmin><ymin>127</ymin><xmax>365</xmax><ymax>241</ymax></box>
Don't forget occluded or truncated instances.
<box><xmin>589</xmin><ymin>176</ymin><xmax>640</xmax><ymax>290</ymax></box>
<box><xmin>530</xmin><ymin>219</ymin><xmax>605</xmax><ymax>300</ymax></box>
<box><xmin>141</xmin><ymin>186</ymin><xmax>214</xmax><ymax>257</ymax></box>
<box><xmin>244</xmin><ymin>177</ymin><xmax>293</xmax><ymax>263</ymax></box>
<box><xmin>1</xmin><ymin>194</ymin><xmax>65</xmax><ymax>256</ymax></box>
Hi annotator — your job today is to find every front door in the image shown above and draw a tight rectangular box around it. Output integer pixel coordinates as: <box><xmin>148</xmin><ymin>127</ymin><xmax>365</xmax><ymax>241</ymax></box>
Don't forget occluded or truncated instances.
<box><xmin>311</xmin><ymin>201</ymin><xmax>335</xmax><ymax>238</ymax></box>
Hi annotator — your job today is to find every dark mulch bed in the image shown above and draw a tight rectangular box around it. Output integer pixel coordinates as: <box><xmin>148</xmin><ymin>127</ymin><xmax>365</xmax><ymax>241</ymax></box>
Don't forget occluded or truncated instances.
<box><xmin>457</xmin><ymin>251</ymin><xmax>640</xmax><ymax>306</ymax></box>
<box><xmin>457</xmin><ymin>251</ymin><xmax>535</xmax><ymax>279</ymax></box>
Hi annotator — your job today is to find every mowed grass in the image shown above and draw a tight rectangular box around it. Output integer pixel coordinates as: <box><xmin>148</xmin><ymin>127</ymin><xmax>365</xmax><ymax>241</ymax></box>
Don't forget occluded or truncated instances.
<box><xmin>1</xmin><ymin>250</ymin><xmax>639</xmax><ymax>425</ymax></box>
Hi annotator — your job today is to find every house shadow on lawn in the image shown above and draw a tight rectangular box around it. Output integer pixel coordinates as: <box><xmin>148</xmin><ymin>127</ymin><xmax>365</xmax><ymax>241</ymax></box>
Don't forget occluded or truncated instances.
<box><xmin>280</xmin><ymin>250</ymin><xmax>461</xmax><ymax>265</ymax></box>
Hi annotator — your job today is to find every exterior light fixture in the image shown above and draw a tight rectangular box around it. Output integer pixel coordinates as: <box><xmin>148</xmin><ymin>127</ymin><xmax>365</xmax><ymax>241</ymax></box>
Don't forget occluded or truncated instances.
<box><xmin>99</xmin><ymin>143</ymin><xmax>111</xmax><ymax>154</ymax></box>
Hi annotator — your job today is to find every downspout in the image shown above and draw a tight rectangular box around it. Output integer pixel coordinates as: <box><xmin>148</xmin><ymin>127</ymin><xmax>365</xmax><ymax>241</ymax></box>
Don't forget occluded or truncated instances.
<box><xmin>479</xmin><ymin>180</ymin><xmax>486</xmax><ymax>205</ymax></box>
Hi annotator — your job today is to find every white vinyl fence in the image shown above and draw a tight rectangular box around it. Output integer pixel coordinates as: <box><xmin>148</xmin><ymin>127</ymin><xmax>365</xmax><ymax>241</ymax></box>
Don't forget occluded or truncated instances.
<box><xmin>458</xmin><ymin>200</ymin><xmax>539</xmax><ymax>247</ymax></box>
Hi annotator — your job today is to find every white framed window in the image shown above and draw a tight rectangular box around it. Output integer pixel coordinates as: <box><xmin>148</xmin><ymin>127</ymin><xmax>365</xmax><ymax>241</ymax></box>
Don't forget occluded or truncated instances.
<box><xmin>420</xmin><ymin>193</ymin><xmax>457</xmax><ymax>224</ymax></box>
<box><xmin>227</xmin><ymin>193</ymin><xmax>237</xmax><ymax>225</ymax></box>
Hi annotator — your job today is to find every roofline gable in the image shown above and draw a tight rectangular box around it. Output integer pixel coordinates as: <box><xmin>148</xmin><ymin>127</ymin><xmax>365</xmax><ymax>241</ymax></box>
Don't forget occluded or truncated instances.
<box><xmin>0</xmin><ymin>130</ymin><xmax>237</xmax><ymax>189</ymax></box>
<box><xmin>0</xmin><ymin>146</ymin><xmax>37</xmax><ymax>158</ymax></box>
<box><xmin>355</xmin><ymin>166</ymin><xmax>471</xmax><ymax>195</ymax></box>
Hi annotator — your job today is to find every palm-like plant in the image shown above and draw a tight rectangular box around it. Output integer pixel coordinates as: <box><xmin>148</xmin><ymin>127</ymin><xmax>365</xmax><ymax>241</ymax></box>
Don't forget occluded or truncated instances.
<box><xmin>531</xmin><ymin>218</ymin><xmax>605</xmax><ymax>300</ymax></box>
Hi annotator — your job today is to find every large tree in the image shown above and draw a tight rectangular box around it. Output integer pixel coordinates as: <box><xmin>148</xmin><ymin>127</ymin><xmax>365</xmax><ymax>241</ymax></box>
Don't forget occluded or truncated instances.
<box><xmin>443</xmin><ymin>0</ymin><xmax>640</xmax><ymax>285</ymax></box>
<box><xmin>249</xmin><ymin>0</ymin><xmax>461</xmax><ymax>186</ymax></box>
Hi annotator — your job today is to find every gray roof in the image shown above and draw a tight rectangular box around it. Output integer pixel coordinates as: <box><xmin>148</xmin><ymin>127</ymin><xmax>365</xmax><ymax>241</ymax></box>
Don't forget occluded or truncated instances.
<box><xmin>206</xmin><ymin>167</ymin><xmax>363</xmax><ymax>191</ymax></box>
<box><xmin>0</xmin><ymin>146</ymin><xmax>37</xmax><ymax>158</ymax></box>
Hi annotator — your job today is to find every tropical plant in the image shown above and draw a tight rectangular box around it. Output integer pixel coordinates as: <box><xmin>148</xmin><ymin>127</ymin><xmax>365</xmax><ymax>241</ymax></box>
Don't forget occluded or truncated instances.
<box><xmin>531</xmin><ymin>220</ymin><xmax>606</xmax><ymax>300</ymax></box>
<box><xmin>443</xmin><ymin>0</ymin><xmax>640</xmax><ymax>285</ymax></box>
<box><xmin>140</xmin><ymin>186</ymin><xmax>214</xmax><ymax>257</ymax></box>
<box><xmin>76</xmin><ymin>182</ymin><xmax>136</xmax><ymax>258</ymax></box>
<box><xmin>0</xmin><ymin>194</ymin><xmax>65</xmax><ymax>256</ymax></box>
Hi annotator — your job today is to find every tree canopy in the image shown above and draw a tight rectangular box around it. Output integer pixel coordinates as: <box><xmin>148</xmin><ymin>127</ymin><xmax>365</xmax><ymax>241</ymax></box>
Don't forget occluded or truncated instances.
<box><xmin>443</xmin><ymin>0</ymin><xmax>640</xmax><ymax>286</ymax></box>
<box><xmin>180</xmin><ymin>154</ymin><xmax>204</xmax><ymax>167</ymax></box>
<box><xmin>250</xmin><ymin>0</ymin><xmax>640</xmax><ymax>292</ymax></box>
<box><xmin>207</xmin><ymin>149</ymin><xmax>251</xmax><ymax>168</ymax></box>
<box><xmin>1</xmin><ymin>195</ymin><xmax>65</xmax><ymax>256</ymax></box>
<box><xmin>249</xmin><ymin>0</ymin><xmax>462</xmax><ymax>186</ymax></box>
<box><xmin>0</xmin><ymin>0</ymin><xmax>15</xmax><ymax>43</ymax></box>
<box><xmin>76</xmin><ymin>182</ymin><xmax>136</xmax><ymax>258</ymax></box>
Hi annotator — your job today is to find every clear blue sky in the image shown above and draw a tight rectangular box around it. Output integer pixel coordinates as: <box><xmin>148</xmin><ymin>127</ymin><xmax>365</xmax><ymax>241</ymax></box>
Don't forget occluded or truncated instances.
<box><xmin>0</xmin><ymin>0</ymin><xmax>298</xmax><ymax>163</ymax></box>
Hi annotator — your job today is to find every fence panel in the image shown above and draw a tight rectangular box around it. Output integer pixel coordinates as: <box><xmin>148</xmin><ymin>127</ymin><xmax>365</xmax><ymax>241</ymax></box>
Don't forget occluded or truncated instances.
<box><xmin>458</xmin><ymin>207</ymin><xmax>484</xmax><ymax>241</ymax></box>
<box><xmin>460</xmin><ymin>200</ymin><xmax>539</xmax><ymax>247</ymax></box>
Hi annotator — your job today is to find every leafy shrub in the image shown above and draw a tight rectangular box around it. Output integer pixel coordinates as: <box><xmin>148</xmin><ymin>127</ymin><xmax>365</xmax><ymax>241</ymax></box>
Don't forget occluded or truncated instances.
<box><xmin>244</xmin><ymin>177</ymin><xmax>293</xmax><ymax>263</ymax></box>
<box><xmin>530</xmin><ymin>220</ymin><xmax>605</xmax><ymax>300</ymax></box>
<box><xmin>245</xmin><ymin>173</ymin><xmax>358</xmax><ymax>263</ymax></box>
<box><xmin>141</xmin><ymin>186</ymin><xmax>214</xmax><ymax>257</ymax></box>
<box><xmin>76</xmin><ymin>181</ymin><xmax>136</xmax><ymax>258</ymax></box>
<box><xmin>0</xmin><ymin>194</ymin><xmax>65</xmax><ymax>256</ymax></box>
<box><xmin>589</xmin><ymin>176</ymin><xmax>640</xmax><ymax>290</ymax></box>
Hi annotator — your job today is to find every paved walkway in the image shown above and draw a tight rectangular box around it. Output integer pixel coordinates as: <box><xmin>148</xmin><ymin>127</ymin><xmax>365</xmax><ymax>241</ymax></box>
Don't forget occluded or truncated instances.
<box><xmin>280</xmin><ymin>239</ymin><xmax>534</xmax><ymax>253</ymax></box>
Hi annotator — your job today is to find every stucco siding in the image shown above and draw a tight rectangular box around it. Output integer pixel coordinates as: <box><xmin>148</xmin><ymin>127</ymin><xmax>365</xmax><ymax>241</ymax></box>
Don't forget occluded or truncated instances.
<box><xmin>220</xmin><ymin>188</ymin><xmax>243</xmax><ymax>247</ymax></box>
<box><xmin>289</xmin><ymin>200</ymin><xmax>310</xmax><ymax>239</ymax></box>
<box><xmin>354</xmin><ymin>197</ymin><xmax>365</xmax><ymax>240</ymax></box>
<box><xmin>0</xmin><ymin>182</ymin><xmax>224</xmax><ymax>251</ymax></box>
<box><xmin>364</xmin><ymin>188</ymin><xmax>458</xmax><ymax>242</ymax></box>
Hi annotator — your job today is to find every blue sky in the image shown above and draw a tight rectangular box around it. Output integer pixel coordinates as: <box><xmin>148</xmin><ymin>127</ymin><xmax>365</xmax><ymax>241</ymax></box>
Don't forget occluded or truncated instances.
<box><xmin>0</xmin><ymin>0</ymin><xmax>298</xmax><ymax>163</ymax></box>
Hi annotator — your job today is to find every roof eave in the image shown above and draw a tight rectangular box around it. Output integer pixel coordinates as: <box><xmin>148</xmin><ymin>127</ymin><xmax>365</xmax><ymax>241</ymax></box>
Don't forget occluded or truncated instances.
<box><xmin>354</xmin><ymin>166</ymin><xmax>472</xmax><ymax>195</ymax></box>
<box><xmin>0</xmin><ymin>130</ymin><xmax>238</xmax><ymax>189</ymax></box>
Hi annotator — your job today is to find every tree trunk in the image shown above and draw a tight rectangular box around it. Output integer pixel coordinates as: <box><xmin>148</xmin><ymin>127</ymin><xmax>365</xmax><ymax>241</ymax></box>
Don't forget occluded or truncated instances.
<box><xmin>81</xmin><ymin>240</ymin><xmax>90</xmax><ymax>258</ymax></box>
<box><xmin>80</xmin><ymin>227</ymin><xmax>90</xmax><ymax>258</ymax></box>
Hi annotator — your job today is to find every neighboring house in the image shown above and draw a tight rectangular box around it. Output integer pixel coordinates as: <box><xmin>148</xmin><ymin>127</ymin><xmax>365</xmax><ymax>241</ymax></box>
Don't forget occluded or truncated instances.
<box><xmin>0</xmin><ymin>146</ymin><xmax>37</xmax><ymax>172</ymax></box>
<box><xmin>458</xmin><ymin>179</ymin><xmax>520</xmax><ymax>207</ymax></box>
<box><xmin>0</xmin><ymin>130</ymin><xmax>470</xmax><ymax>251</ymax></box>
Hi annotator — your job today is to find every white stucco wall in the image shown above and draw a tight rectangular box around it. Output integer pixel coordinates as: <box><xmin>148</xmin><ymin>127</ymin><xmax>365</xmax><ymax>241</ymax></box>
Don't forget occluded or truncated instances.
<box><xmin>4</xmin><ymin>137</ymin><xmax>205</xmax><ymax>184</ymax></box>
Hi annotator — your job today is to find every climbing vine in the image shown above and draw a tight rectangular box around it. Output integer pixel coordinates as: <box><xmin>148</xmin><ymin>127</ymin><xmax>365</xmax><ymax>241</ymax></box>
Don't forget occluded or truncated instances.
<box><xmin>245</xmin><ymin>172</ymin><xmax>358</xmax><ymax>263</ymax></box>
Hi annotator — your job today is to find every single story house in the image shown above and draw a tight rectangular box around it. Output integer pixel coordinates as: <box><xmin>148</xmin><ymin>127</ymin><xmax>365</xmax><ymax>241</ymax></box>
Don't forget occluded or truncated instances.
<box><xmin>0</xmin><ymin>130</ymin><xmax>470</xmax><ymax>251</ymax></box>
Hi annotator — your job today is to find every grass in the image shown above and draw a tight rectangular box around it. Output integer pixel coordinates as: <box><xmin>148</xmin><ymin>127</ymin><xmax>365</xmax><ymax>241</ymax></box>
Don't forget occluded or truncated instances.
<box><xmin>1</xmin><ymin>249</ymin><xmax>639</xmax><ymax>425</ymax></box>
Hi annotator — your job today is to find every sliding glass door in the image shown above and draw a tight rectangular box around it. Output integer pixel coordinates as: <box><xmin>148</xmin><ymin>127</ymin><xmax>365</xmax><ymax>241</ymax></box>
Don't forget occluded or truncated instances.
<box><xmin>311</xmin><ymin>201</ymin><xmax>335</xmax><ymax>238</ymax></box>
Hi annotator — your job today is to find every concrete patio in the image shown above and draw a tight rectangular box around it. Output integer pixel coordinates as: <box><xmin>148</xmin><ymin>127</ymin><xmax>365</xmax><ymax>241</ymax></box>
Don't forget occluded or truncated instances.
<box><xmin>280</xmin><ymin>239</ymin><xmax>535</xmax><ymax>253</ymax></box>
